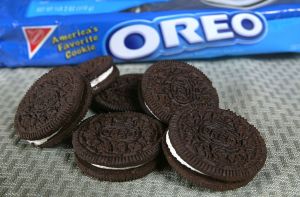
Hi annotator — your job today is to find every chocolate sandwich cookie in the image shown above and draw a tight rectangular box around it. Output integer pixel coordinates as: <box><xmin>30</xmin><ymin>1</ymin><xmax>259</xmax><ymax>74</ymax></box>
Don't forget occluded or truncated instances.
<box><xmin>128</xmin><ymin>0</ymin><xmax>219</xmax><ymax>12</ymax></box>
<box><xmin>14</xmin><ymin>67</ymin><xmax>92</xmax><ymax>148</ymax></box>
<box><xmin>140</xmin><ymin>60</ymin><xmax>219</xmax><ymax>123</ymax></box>
<box><xmin>73</xmin><ymin>112</ymin><xmax>164</xmax><ymax>181</ymax></box>
<box><xmin>91</xmin><ymin>74</ymin><xmax>143</xmax><ymax>112</ymax></box>
<box><xmin>76</xmin><ymin>56</ymin><xmax>119</xmax><ymax>94</ymax></box>
<box><xmin>202</xmin><ymin>0</ymin><xmax>274</xmax><ymax>9</ymax></box>
<box><xmin>162</xmin><ymin>107</ymin><xmax>267</xmax><ymax>191</ymax></box>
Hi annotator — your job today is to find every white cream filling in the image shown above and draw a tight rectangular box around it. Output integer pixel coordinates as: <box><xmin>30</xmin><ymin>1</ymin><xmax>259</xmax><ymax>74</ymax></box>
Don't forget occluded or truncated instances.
<box><xmin>27</xmin><ymin>129</ymin><xmax>61</xmax><ymax>146</ymax></box>
<box><xmin>144</xmin><ymin>102</ymin><xmax>160</xmax><ymax>120</ymax></box>
<box><xmin>133</xmin><ymin>7</ymin><xmax>141</xmax><ymax>13</ymax></box>
<box><xmin>91</xmin><ymin>163</ymin><xmax>145</xmax><ymax>170</ymax></box>
<box><xmin>166</xmin><ymin>130</ymin><xmax>206</xmax><ymax>175</ymax></box>
<box><xmin>90</xmin><ymin>66</ymin><xmax>114</xmax><ymax>88</ymax></box>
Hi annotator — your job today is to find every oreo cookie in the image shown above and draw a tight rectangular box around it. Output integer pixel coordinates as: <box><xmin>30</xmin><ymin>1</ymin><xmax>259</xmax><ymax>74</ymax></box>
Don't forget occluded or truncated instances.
<box><xmin>201</xmin><ymin>0</ymin><xmax>275</xmax><ymax>9</ymax></box>
<box><xmin>91</xmin><ymin>74</ymin><xmax>143</xmax><ymax>112</ymax></box>
<box><xmin>162</xmin><ymin>107</ymin><xmax>267</xmax><ymax>191</ymax></box>
<box><xmin>76</xmin><ymin>56</ymin><xmax>119</xmax><ymax>94</ymax></box>
<box><xmin>14</xmin><ymin>67</ymin><xmax>92</xmax><ymax>147</ymax></box>
<box><xmin>73</xmin><ymin>112</ymin><xmax>164</xmax><ymax>181</ymax></box>
<box><xmin>140</xmin><ymin>60</ymin><xmax>219</xmax><ymax>123</ymax></box>
<box><xmin>128</xmin><ymin>0</ymin><xmax>274</xmax><ymax>12</ymax></box>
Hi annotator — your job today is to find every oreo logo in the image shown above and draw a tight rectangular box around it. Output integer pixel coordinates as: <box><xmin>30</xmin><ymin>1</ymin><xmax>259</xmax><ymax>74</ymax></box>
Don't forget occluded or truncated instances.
<box><xmin>107</xmin><ymin>12</ymin><xmax>267</xmax><ymax>60</ymax></box>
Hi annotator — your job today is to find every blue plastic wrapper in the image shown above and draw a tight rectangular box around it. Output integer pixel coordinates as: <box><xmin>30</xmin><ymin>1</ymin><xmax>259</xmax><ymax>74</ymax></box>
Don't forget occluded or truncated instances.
<box><xmin>0</xmin><ymin>0</ymin><xmax>300</xmax><ymax>67</ymax></box>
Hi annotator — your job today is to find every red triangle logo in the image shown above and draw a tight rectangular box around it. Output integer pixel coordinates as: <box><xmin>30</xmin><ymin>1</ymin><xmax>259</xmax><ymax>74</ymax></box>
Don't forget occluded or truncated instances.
<box><xmin>22</xmin><ymin>26</ymin><xmax>57</xmax><ymax>59</ymax></box>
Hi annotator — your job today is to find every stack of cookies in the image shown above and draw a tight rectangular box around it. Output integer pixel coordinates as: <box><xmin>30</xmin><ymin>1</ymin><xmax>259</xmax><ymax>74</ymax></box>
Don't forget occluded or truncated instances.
<box><xmin>14</xmin><ymin>56</ymin><xmax>267</xmax><ymax>191</ymax></box>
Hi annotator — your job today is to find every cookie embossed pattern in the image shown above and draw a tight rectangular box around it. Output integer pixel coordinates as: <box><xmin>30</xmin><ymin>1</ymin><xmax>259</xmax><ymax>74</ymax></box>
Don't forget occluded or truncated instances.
<box><xmin>163</xmin><ymin>107</ymin><xmax>267</xmax><ymax>191</ymax></box>
<box><xmin>140</xmin><ymin>60</ymin><xmax>219</xmax><ymax>123</ymax></box>
<box><xmin>14</xmin><ymin>67</ymin><xmax>92</xmax><ymax>147</ymax></box>
<box><xmin>92</xmin><ymin>74</ymin><xmax>143</xmax><ymax>112</ymax></box>
<box><xmin>73</xmin><ymin>112</ymin><xmax>164</xmax><ymax>181</ymax></box>
<box><xmin>13</xmin><ymin>57</ymin><xmax>267</xmax><ymax>191</ymax></box>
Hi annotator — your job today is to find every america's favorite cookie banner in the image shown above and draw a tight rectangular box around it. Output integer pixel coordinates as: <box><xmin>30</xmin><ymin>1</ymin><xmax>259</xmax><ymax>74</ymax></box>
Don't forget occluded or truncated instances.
<box><xmin>0</xmin><ymin>0</ymin><xmax>300</xmax><ymax>67</ymax></box>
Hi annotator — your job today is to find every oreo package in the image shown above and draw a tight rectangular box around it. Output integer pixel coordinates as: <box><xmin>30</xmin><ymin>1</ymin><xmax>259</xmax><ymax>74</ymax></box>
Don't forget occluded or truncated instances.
<box><xmin>0</xmin><ymin>0</ymin><xmax>300</xmax><ymax>67</ymax></box>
